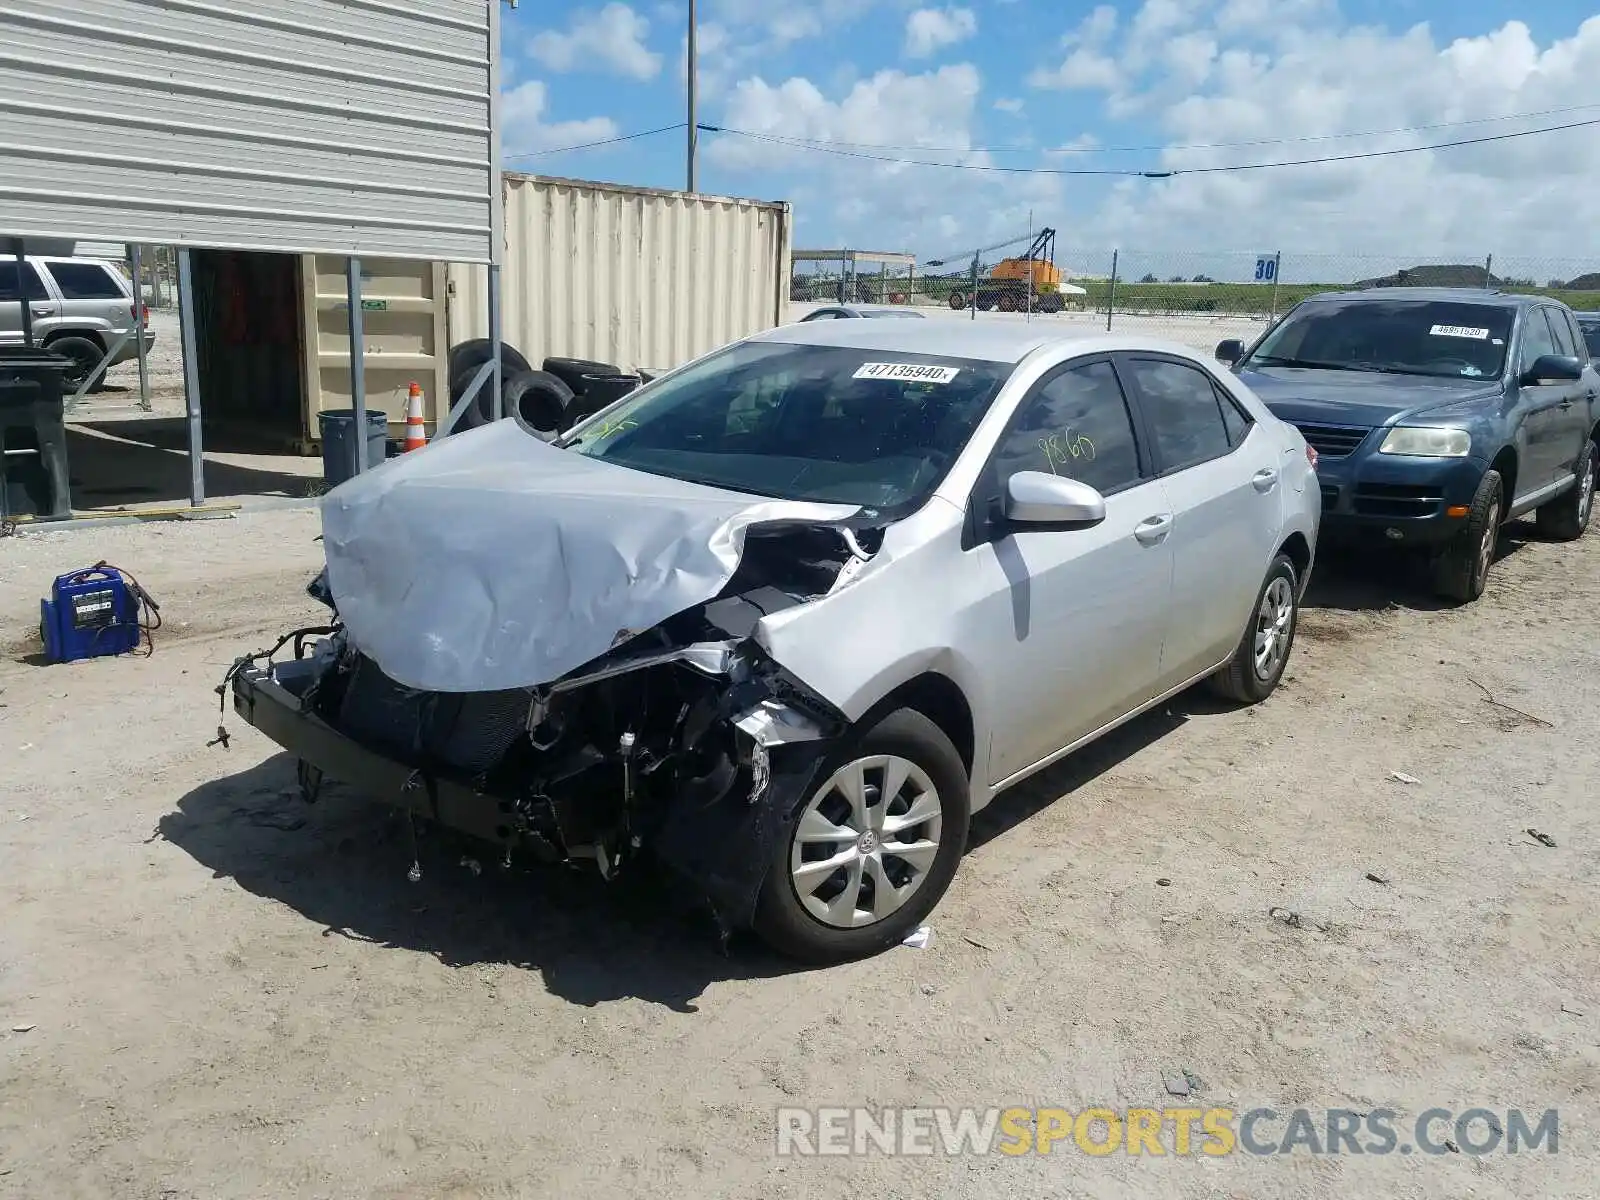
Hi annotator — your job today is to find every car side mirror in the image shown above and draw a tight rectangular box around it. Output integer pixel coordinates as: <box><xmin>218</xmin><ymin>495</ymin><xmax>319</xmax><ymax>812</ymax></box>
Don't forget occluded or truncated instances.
<box><xmin>1005</xmin><ymin>471</ymin><xmax>1106</xmax><ymax>527</ymax></box>
<box><xmin>1523</xmin><ymin>353</ymin><xmax>1582</xmax><ymax>385</ymax></box>
<box><xmin>1215</xmin><ymin>338</ymin><xmax>1243</xmax><ymax>365</ymax></box>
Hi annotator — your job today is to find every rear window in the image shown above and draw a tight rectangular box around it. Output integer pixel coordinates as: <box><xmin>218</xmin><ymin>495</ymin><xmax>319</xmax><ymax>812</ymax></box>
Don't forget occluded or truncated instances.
<box><xmin>46</xmin><ymin>262</ymin><xmax>125</xmax><ymax>300</ymax></box>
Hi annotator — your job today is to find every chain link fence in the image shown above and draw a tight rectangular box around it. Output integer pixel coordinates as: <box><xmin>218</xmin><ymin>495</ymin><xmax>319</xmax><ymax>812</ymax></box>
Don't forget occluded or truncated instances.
<box><xmin>788</xmin><ymin>247</ymin><xmax>1600</xmax><ymax>351</ymax></box>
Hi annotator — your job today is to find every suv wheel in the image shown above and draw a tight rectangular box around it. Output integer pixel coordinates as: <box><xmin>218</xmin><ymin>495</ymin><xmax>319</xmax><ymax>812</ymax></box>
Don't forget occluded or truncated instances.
<box><xmin>754</xmin><ymin>709</ymin><xmax>969</xmax><ymax>964</ymax></box>
<box><xmin>1535</xmin><ymin>441</ymin><xmax>1596</xmax><ymax>542</ymax></box>
<box><xmin>48</xmin><ymin>335</ymin><xmax>106</xmax><ymax>394</ymax></box>
<box><xmin>1207</xmin><ymin>553</ymin><xmax>1299</xmax><ymax>704</ymax></box>
<box><xmin>1432</xmin><ymin>469</ymin><xmax>1502</xmax><ymax>603</ymax></box>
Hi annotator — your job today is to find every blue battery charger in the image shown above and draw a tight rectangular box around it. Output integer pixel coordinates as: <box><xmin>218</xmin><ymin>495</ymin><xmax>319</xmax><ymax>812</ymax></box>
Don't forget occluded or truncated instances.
<box><xmin>40</xmin><ymin>564</ymin><xmax>156</xmax><ymax>663</ymax></box>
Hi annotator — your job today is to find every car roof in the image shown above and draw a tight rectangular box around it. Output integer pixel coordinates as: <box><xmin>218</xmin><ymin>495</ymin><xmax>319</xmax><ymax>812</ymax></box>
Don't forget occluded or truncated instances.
<box><xmin>1573</xmin><ymin>311</ymin><xmax>1600</xmax><ymax>321</ymax></box>
<box><xmin>755</xmin><ymin>318</ymin><xmax>1203</xmax><ymax>365</ymax></box>
<box><xmin>1300</xmin><ymin>286</ymin><xmax>1533</xmax><ymax>308</ymax></box>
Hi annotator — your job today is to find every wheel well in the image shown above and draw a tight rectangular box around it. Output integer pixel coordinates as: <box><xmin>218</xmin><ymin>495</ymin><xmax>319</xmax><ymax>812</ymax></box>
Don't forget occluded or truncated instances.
<box><xmin>1277</xmin><ymin>532</ymin><xmax>1312</xmax><ymax>582</ymax></box>
<box><xmin>42</xmin><ymin>329</ymin><xmax>105</xmax><ymax>350</ymax></box>
<box><xmin>878</xmin><ymin>672</ymin><xmax>974</xmax><ymax>778</ymax></box>
<box><xmin>1490</xmin><ymin>447</ymin><xmax>1517</xmax><ymax>502</ymax></box>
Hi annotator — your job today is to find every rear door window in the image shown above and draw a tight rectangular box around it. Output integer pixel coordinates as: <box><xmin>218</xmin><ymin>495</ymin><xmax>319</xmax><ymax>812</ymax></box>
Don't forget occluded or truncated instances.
<box><xmin>1123</xmin><ymin>358</ymin><xmax>1235</xmax><ymax>472</ymax></box>
<box><xmin>46</xmin><ymin>262</ymin><xmax>125</xmax><ymax>300</ymax></box>
<box><xmin>0</xmin><ymin>260</ymin><xmax>50</xmax><ymax>301</ymax></box>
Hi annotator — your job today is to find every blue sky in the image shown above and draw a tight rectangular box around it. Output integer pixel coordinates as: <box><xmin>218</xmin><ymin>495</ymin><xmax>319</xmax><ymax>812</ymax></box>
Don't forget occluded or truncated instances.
<box><xmin>502</xmin><ymin>1</ymin><xmax>1600</xmax><ymax>275</ymax></box>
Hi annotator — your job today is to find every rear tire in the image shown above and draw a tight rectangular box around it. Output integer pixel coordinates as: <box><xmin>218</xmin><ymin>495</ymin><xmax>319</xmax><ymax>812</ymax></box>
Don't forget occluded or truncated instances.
<box><xmin>1432</xmin><ymin>470</ymin><xmax>1502</xmax><ymax>603</ymax></box>
<box><xmin>1535</xmin><ymin>441</ymin><xmax>1596</xmax><ymax>542</ymax></box>
<box><xmin>753</xmin><ymin>709</ymin><xmax>970</xmax><ymax>964</ymax></box>
<box><xmin>1207</xmin><ymin>554</ymin><xmax>1299</xmax><ymax>704</ymax></box>
<box><xmin>947</xmin><ymin>292</ymin><xmax>968</xmax><ymax>310</ymax></box>
<box><xmin>47</xmin><ymin>335</ymin><xmax>106</xmax><ymax>394</ymax></box>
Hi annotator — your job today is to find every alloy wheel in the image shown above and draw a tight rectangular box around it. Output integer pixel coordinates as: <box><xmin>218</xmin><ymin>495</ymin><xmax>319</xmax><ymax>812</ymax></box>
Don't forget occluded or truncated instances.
<box><xmin>1478</xmin><ymin>498</ymin><xmax>1501</xmax><ymax>586</ymax></box>
<box><xmin>789</xmin><ymin>755</ymin><xmax>943</xmax><ymax>929</ymax></box>
<box><xmin>1253</xmin><ymin>575</ymin><xmax>1296</xmax><ymax>681</ymax></box>
<box><xmin>1580</xmin><ymin>449</ymin><xmax>1595</xmax><ymax>527</ymax></box>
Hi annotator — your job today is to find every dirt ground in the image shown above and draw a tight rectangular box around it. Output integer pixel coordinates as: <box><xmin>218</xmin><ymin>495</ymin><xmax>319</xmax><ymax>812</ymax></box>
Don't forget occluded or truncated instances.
<box><xmin>1</xmin><ymin>509</ymin><xmax>1597</xmax><ymax>1199</ymax></box>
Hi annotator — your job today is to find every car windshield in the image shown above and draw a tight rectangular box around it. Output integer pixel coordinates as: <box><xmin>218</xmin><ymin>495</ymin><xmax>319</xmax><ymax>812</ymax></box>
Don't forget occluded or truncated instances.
<box><xmin>563</xmin><ymin>340</ymin><xmax>1013</xmax><ymax>508</ymax></box>
<box><xmin>1244</xmin><ymin>299</ymin><xmax>1514</xmax><ymax>379</ymax></box>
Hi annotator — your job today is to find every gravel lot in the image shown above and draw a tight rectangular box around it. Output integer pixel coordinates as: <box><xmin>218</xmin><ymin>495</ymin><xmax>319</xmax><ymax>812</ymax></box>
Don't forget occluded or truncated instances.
<box><xmin>2</xmin><ymin>502</ymin><xmax>1597</xmax><ymax>1198</ymax></box>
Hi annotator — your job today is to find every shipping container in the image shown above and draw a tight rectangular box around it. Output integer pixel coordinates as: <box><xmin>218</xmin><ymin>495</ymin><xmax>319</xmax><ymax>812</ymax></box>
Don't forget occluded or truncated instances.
<box><xmin>450</xmin><ymin>174</ymin><xmax>792</xmax><ymax>376</ymax></box>
<box><xmin>300</xmin><ymin>255</ymin><xmax>453</xmax><ymax>445</ymax></box>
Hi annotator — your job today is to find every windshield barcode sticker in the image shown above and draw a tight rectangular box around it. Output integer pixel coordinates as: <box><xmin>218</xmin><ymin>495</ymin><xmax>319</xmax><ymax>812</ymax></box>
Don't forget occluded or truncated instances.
<box><xmin>1429</xmin><ymin>325</ymin><xmax>1490</xmax><ymax>339</ymax></box>
<box><xmin>853</xmin><ymin>362</ymin><xmax>961</xmax><ymax>384</ymax></box>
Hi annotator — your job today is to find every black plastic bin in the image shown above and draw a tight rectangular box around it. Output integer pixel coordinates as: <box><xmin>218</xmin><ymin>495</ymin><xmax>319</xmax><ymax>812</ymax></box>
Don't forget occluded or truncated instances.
<box><xmin>0</xmin><ymin>347</ymin><xmax>73</xmax><ymax>521</ymax></box>
<box><xmin>318</xmin><ymin>409</ymin><xmax>389</xmax><ymax>488</ymax></box>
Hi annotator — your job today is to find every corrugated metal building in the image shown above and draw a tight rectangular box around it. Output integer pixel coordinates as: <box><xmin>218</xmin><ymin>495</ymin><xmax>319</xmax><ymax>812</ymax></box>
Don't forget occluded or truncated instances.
<box><xmin>450</xmin><ymin>174</ymin><xmax>793</xmax><ymax>375</ymax></box>
<box><xmin>0</xmin><ymin>0</ymin><xmax>495</xmax><ymax>262</ymax></box>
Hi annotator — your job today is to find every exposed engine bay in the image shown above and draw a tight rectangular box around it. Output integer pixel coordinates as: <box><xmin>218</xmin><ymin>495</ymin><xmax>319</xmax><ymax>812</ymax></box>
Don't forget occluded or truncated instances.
<box><xmin>223</xmin><ymin>518</ymin><xmax>886</xmax><ymax>932</ymax></box>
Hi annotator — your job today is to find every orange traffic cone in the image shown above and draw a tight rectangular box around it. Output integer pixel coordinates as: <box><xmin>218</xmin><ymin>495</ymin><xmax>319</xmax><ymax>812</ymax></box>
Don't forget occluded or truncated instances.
<box><xmin>403</xmin><ymin>382</ymin><xmax>427</xmax><ymax>452</ymax></box>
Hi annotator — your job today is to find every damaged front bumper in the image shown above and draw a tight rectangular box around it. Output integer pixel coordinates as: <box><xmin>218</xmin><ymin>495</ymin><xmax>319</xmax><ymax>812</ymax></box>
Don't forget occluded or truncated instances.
<box><xmin>227</xmin><ymin>633</ymin><xmax>844</xmax><ymax>931</ymax></box>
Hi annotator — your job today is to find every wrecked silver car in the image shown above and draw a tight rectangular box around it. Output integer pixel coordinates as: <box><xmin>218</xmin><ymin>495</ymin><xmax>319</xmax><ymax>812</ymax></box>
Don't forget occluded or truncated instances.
<box><xmin>226</xmin><ymin>322</ymin><xmax>1319</xmax><ymax>962</ymax></box>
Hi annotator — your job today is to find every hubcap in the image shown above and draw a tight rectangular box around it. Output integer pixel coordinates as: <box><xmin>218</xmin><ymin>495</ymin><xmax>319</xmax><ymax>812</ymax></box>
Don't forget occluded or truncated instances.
<box><xmin>1253</xmin><ymin>576</ymin><xmax>1296</xmax><ymax>681</ymax></box>
<box><xmin>789</xmin><ymin>754</ymin><xmax>942</xmax><ymax>930</ymax></box>
<box><xmin>1478</xmin><ymin>499</ymin><xmax>1500</xmax><ymax>583</ymax></box>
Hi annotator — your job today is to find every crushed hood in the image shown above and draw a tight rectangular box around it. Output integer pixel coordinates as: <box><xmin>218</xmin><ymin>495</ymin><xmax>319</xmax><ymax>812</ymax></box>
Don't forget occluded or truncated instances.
<box><xmin>320</xmin><ymin>421</ymin><xmax>859</xmax><ymax>693</ymax></box>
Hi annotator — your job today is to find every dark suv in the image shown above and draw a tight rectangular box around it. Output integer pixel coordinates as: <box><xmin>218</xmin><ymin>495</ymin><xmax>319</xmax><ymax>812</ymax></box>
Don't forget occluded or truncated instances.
<box><xmin>1216</xmin><ymin>288</ymin><xmax>1599</xmax><ymax>602</ymax></box>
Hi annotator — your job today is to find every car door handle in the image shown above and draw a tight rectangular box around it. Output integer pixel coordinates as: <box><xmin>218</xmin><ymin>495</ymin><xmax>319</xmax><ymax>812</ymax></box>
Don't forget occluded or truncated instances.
<box><xmin>30</xmin><ymin>306</ymin><xmax>51</xmax><ymax>316</ymax></box>
<box><xmin>1252</xmin><ymin>467</ymin><xmax>1279</xmax><ymax>493</ymax></box>
<box><xmin>1134</xmin><ymin>514</ymin><xmax>1173</xmax><ymax>545</ymax></box>
<box><xmin>1559</xmin><ymin>398</ymin><xmax>1575</xmax><ymax>410</ymax></box>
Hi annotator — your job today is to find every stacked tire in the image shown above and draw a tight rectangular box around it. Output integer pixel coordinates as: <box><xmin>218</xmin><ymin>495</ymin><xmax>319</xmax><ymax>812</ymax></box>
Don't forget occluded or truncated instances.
<box><xmin>441</xmin><ymin>343</ymin><xmax>643</xmax><ymax>440</ymax></box>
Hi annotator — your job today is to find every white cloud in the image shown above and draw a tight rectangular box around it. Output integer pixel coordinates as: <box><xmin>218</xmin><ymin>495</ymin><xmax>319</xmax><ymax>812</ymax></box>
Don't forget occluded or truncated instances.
<box><xmin>501</xmin><ymin>81</ymin><xmax>620</xmax><ymax>157</ymax></box>
<box><xmin>708</xmin><ymin>64</ymin><xmax>1062</xmax><ymax>252</ymax></box>
<box><xmin>692</xmin><ymin>2</ymin><xmax>1600</xmax><ymax>278</ymax></box>
<box><xmin>1029</xmin><ymin>48</ymin><xmax>1121</xmax><ymax>91</ymax></box>
<box><xmin>1067</xmin><ymin>8</ymin><xmax>1600</xmax><ymax>269</ymax></box>
<box><xmin>529</xmin><ymin>4</ymin><xmax>663</xmax><ymax>81</ymax></box>
<box><xmin>905</xmin><ymin>8</ymin><xmax>978</xmax><ymax>58</ymax></box>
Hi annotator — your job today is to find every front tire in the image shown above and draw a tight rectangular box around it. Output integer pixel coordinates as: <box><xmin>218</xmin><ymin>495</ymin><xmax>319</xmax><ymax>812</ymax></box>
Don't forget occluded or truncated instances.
<box><xmin>754</xmin><ymin>709</ymin><xmax>970</xmax><ymax>964</ymax></box>
<box><xmin>1535</xmin><ymin>441</ymin><xmax>1596</xmax><ymax>542</ymax></box>
<box><xmin>1432</xmin><ymin>469</ymin><xmax>1502</xmax><ymax>603</ymax></box>
<box><xmin>1208</xmin><ymin>553</ymin><xmax>1299</xmax><ymax>704</ymax></box>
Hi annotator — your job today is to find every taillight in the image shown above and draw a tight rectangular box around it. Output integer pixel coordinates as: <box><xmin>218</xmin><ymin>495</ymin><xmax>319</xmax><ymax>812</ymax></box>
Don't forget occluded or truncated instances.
<box><xmin>1305</xmin><ymin>443</ymin><xmax>1318</xmax><ymax>468</ymax></box>
<box><xmin>132</xmin><ymin>302</ymin><xmax>149</xmax><ymax>325</ymax></box>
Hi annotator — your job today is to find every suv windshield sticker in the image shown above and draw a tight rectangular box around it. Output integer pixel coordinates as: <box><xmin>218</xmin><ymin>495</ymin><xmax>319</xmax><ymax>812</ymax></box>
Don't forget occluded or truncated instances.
<box><xmin>852</xmin><ymin>362</ymin><xmax>961</xmax><ymax>384</ymax></box>
<box><xmin>1429</xmin><ymin>324</ymin><xmax>1490</xmax><ymax>340</ymax></box>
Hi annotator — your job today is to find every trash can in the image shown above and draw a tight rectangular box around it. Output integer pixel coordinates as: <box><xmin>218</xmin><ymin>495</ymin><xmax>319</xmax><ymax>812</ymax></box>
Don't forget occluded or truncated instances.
<box><xmin>0</xmin><ymin>347</ymin><xmax>73</xmax><ymax>522</ymax></box>
<box><xmin>317</xmin><ymin>409</ymin><xmax>389</xmax><ymax>488</ymax></box>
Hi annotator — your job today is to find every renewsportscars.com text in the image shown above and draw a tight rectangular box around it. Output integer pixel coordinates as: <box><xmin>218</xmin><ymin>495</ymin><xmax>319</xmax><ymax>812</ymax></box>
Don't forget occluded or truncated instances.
<box><xmin>775</xmin><ymin>1106</ymin><xmax>1559</xmax><ymax>1157</ymax></box>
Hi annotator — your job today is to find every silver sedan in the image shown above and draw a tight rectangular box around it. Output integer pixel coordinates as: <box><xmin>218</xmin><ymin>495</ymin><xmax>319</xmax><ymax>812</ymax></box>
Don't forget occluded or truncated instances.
<box><xmin>231</xmin><ymin>320</ymin><xmax>1321</xmax><ymax>964</ymax></box>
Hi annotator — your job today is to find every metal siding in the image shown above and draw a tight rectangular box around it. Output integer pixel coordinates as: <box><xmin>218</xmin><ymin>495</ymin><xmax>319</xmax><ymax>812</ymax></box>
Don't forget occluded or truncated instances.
<box><xmin>0</xmin><ymin>1</ymin><xmax>494</xmax><ymax>261</ymax></box>
<box><xmin>450</xmin><ymin>174</ymin><xmax>792</xmax><ymax>373</ymax></box>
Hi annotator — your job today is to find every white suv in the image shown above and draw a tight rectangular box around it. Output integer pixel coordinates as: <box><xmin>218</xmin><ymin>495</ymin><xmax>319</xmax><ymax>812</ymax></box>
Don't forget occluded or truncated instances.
<box><xmin>0</xmin><ymin>256</ymin><xmax>152</xmax><ymax>392</ymax></box>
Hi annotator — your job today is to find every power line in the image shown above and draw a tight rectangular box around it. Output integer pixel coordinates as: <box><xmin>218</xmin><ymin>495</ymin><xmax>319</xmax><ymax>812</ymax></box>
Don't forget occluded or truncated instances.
<box><xmin>506</xmin><ymin>122</ymin><xmax>687</xmax><ymax>160</ymax></box>
<box><xmin>700</xmin><ymin>116</ymin><xmax>1600</xmax><ymax>177</ymax></box>
<box><xmin>714</xmin><ymin>102</ymin><xmax>1600</xmax><ymax>157</ymax></box>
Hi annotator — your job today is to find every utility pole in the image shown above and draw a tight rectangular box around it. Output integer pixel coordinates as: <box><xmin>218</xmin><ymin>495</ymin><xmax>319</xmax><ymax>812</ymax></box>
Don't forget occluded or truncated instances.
<box><xmin>686</xmin><ymin>0</ymin><xmax>698</xmax><ymax>192</ymax></box>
